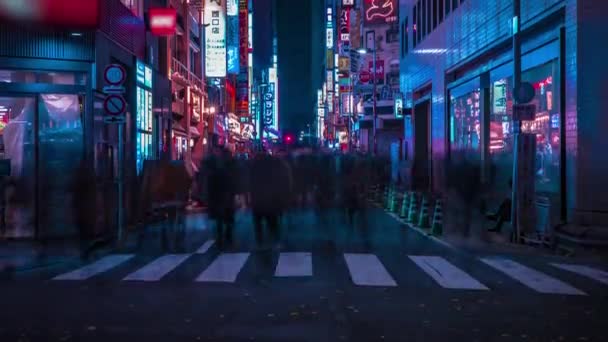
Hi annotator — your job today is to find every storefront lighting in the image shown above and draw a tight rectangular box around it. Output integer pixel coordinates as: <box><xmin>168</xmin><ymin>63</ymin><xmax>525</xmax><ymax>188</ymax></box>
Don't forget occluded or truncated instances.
<box><xmin>203</xmin><ymin>137</ymin><xmax>208</xmax><ymax>145</ymax></box>
<box><xmin>412</xmin><ymin>49</ymin><xmax>448</xmax><ymax>54</ymax></box>
<box><xmin>71</xmin><ymin>32</ymin><xmax>83</xmax><ymax>37</ymax></box>
<box><xmin>210</xmin><ymin>106</ymin><xmax>216</xmax><ymax>114</ymax></box>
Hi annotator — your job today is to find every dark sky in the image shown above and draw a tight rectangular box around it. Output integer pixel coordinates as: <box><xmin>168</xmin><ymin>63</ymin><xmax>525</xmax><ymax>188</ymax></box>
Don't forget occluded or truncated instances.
<box><xmin>253</xmin><ymin>0</ymin><xmax>324</xmax><ymax>133</ymax></box>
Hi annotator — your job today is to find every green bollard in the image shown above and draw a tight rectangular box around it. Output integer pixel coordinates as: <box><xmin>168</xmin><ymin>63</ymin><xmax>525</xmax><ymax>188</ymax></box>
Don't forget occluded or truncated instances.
<box><xmin>399</xmin><ymin>192</ymin><xmax>411</xmax><ymax>218</ymax></box>
<box><xmin>407</xmin><ymin>193</ymin><xmax>419</xmax><ymax>223</ymax></box>
<box><xmin>431</xmin><ymin>199</ymin><xmax>444</xmax><ymax>236</ymax></box>
<box><xmin>418</xmin><ymin>195</ymin><xmax>431</xmax><ymax>229</ymax></box>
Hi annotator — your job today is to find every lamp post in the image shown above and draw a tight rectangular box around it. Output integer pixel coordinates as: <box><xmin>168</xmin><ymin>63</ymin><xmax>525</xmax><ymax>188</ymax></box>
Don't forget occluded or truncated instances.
<box><xmin>358</xmin><ymin>47</ymin><xmax>377</xmax><ymax>155</ymax></box>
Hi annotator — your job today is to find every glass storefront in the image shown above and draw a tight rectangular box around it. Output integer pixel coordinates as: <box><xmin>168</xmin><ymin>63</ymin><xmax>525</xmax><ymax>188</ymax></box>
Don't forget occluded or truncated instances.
<box><xmin>450</xmin><ymin>88</ymin><xmax>481</xmax><ymax>154</ymax></box>
<box><xmin>0</xmin><ymin>93</ymin><xmax>84</xmax><ymax>238</ymax></box>
<box><xmin>489</xmin><ymin>60</ymin><xmax>560</xmax><ymax>198</ymax></box>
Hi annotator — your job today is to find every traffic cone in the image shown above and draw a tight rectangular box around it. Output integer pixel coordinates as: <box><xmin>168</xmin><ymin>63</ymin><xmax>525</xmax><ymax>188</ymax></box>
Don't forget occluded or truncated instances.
<box><xmin>407</xmin><ymin>193</ymin><xmax>419</xmax><ymax>223</ymax></box>
<box><xmin>417</xmin><ymin>195</ymin><xmax>431</xmax><ymax>229</ymax></box>
<box><xmin>431</xmin><ymin>198</ymin><xmax>444</xmax><ymax>236</ymax></box>
<box><xmin>399</xmin><ymin>192</ymin><xmax>411</xmax><ymax>218</ymax></box>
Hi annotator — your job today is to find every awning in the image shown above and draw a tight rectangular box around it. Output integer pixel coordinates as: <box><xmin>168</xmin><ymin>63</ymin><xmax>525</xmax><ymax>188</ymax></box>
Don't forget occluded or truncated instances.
<box><xmin>190</xmin><ymin>126</ymin><xmax>200</xmax><ymax>137</ymax></box>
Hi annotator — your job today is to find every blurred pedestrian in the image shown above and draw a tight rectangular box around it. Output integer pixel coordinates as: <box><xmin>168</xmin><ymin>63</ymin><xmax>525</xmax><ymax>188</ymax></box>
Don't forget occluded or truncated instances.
<box><xmin>249</xmin><ymin>153</ymin><xmax>283</xmax><ymax>247</ymax></box>
<box><xmin>201</xmin><ymin>147</ymin><xmax>237</xmax><ymax>249</ymax></box>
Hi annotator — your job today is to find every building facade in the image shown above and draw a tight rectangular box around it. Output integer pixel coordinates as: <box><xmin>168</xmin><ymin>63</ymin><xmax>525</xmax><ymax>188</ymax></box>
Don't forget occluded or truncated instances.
<box><xmin>398</xmin><ymin>0</ymin><xmax>608</xmax><ymax>225</ymax></box>
<box><xmin>0</xmin><ymin>0</ymin><xmax>176</xmax><ymax>239</ymax></box>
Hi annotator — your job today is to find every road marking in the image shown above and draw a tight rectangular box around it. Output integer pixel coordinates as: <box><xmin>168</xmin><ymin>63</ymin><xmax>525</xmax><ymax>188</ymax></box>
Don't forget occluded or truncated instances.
<box><xmin>53</xmin><ymin>254</ymin><xmax>134</xmax><ymax>281</ymax></box>
<box><xmin>195</xmin><ymin>240</ymin><xmax>215</xmax><ymax>254</ymax></box>
<box><xmin>195</xmin><ymin>253</ymin><xmax>250</xmax><ymax>283</ymax></box>
<box><xmin>123</xmin><ymin>254</ymin><xmax>191</xmax><ymax>282</ymax></box>
<box><xmin>275</xmin><ymin>252</ymin><xmax>313</xmax><ymax>277</ymax></box>
<box><xmin>551</xmin><ymin>263</ymin><xmax>608</xmax><ymax>285</ymax></box>
<box><xmin>409</xmin><ymin>256</ymin><xmax>489</xmax><ymax>290</ymax></box>
<box><xmin>480</xmin><ymin>258</ymin><xmax>586</xmax><ymax>295</ymax></box>
<box><xmin>344</xmin><ymin>253</ymin><xmax>397</xmax><ymax>287</ymax></box>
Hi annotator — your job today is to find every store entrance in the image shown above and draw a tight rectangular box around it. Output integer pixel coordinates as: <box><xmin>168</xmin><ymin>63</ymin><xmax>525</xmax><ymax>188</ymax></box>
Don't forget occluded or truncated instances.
<box><xmin>413</xmin><ymin>99</ymin><xmax>431</xmax><ymax>191</ymax></box>
<box><xmin>0</xmin><ymin>93</ymin><xmax>84</xmax><ymax>239</ymax></box>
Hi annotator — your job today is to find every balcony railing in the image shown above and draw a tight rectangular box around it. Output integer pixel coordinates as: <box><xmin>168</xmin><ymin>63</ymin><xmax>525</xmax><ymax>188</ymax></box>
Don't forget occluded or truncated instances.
<box><xmin>171</xmin><ymin>57</ymin><xmax>204</xmax><ymax>91</ymax></box>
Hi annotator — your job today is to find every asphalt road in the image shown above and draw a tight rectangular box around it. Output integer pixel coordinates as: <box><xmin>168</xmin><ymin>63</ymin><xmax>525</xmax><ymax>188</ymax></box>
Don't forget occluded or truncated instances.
<box><xmin>0</xmin><ymin>207</ymin><xmax>607</xmax><ymax>342</ymax></box>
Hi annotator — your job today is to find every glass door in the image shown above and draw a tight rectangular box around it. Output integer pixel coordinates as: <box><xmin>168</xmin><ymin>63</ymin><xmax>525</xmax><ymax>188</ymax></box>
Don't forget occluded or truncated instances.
<box><xmin>37</xmin><ymin>94</ymin><xmax>84</xmax><ymax>238</ymax></box>
<box><xmin>0</xmin><ymin>96</ymin><xmax>36</xmax><ymax>239</ymax></box>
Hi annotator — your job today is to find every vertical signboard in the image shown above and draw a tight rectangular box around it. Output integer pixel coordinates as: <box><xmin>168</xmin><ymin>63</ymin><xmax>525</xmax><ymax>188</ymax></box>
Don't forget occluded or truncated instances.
<box><xmin>226</xmin><ymin>0</ymin><xmax>239</xmax><ymax>74</ymax></box>
<box><xmin>205</xmin><ymin>0</ymin><xmax>227</xmax><ymax>78</ymax></box>
<box><xmin>339</xmin><ymin>9</ymin><xmax>350</xmax><ymax>42</ymax></box>
<box><xmin>239</xmin><ymin>0</ymin><xmax>248</xmax><ymax>68</ymax></box>
<box><xmin>262</xmin><ymin>83</ymin><xmax>275</xmax><ymax>127</ymax></box>
<box><xmin>135</xmin><ymin>60</ymin><xmax>154</xmax><ymax>174</ymax></box>
<box><xmin>326</xmin><ymin>7</ymin><xmax>333</xmax><ymax>49</ymax></box>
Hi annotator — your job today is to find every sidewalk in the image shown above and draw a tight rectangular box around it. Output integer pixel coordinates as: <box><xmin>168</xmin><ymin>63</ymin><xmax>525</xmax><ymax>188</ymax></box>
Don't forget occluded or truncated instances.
<box><xmin>0</xmin><ymin>212</ymin><xmax>211</xmax><ymax>276</ymax></box>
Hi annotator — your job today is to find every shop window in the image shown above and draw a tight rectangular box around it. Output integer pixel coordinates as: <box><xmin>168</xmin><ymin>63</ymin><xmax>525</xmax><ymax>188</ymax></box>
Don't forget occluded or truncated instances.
<box><xmin>489</xmin><ymin>76</ymin><xmax>514</xmax><ymax>192</ymax></box>
<box><xmin>489</xmin><ymin>60</ymin><xmax>560</xmax><ymax>197</ymax></box>
<box><xmin>450</xmin><ymin>88</ymin><xmax>481</xmax><ymax>154</ymax></box>
<box><xmin>452</xmin><ymin>0</ymin><xmax>458</xmax><ymax>10</ymax></box>
<box><xmin>439</xmin><ymin>0</ymin><xmax>444</xmax><ymax>23</ymax></box>
<box><xmin>446</xmin><ymin>0</ymin><xmax>451</xmax><ymax>15</ymax></box>
<box><xmin>522</xmin><ymin>61</ymin><xmax>560</xmax><ymax>196</ymax></box>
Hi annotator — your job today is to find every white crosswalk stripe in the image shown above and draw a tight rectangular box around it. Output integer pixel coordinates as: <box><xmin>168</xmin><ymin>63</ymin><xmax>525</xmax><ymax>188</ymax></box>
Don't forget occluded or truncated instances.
<box><xmin>53</xmin><ymin>254</ymin><xmax>135</xmax><ymax>281</ymax></box>
<box><xmin>196</xmin><ymin>240</ymin><xmax>215</xmax><ymax>254</ymax></box>
<box><xmin>410</xmin><ymin>256</ymin><xmax>489</xmax><ymax>290</ymax></box>
<box><xmin>275</xmin><ymin>252</ymin><xmax>313</xmax><ymax>277</ymax></box>
<box><xmin>47</xmin><ymin>250</ymin><xmax>607</xmax><ymax>296</ymax></box>
<box><xmin>481</xmin><ymin>258</ymin><xmax>586</xmax><ymax>295</ymax></box>
<box><xmin>195</xmin><ymin>253</ymin><xmax>250</xmax><ymax>283</ymax></box>
<box><xmin>344</xmin><ymin>253</ymin><xmax>397</xmax><ymax>287</ymax></box>
<box><xmin>551</xmin><ymin>263</ymin><xmax>608</xmax><ymax>285</ymax></box>
<box><xmin>123</xmin><ymin>254</ymin><xmax>192</xmax><ymax>282</ymax></box>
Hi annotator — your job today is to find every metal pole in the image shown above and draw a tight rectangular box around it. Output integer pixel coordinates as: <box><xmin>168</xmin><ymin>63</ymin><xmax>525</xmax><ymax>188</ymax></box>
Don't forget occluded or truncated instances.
<box><xmin>372</xmin><ymin>48</ymin><xmax>377</xmax><ymax>155</ymax></box>
<box><xmin>510</xmin><ymin>0</ymin><xmax>522</xmax><ymax>241</ymax></box>
<box><xmin>117</xmin><ymin>123</ymin><xmax>124</xmax><ymax>247</ymax></box>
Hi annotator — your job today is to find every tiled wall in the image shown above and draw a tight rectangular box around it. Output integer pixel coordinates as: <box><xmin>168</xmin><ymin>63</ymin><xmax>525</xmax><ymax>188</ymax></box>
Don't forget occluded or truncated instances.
<box><xmin>398</xmin><ymin>0</ymin><xmax>608</xmax><ymax>224</ymax></box>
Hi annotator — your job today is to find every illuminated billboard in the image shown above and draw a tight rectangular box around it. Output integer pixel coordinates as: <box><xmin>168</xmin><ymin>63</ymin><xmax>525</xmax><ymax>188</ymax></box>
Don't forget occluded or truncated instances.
<box><xmin>227</xmin><ymin>0</ymin><xmax>239</xmax><ymax>74</ymax></box>
<box><xmin>205</xmin><ymin>0</ymin><xmax>227</xmax><ymax>78</ymax></box>
<box><xmin>363</xmin><ymin>0</ymin><xmax>398</xmax><ymax>25</ymax></box>
<box><xmin>326</xmin><ymin>7</ymin><xmax>333</xmax><ymax>49</ymax></box>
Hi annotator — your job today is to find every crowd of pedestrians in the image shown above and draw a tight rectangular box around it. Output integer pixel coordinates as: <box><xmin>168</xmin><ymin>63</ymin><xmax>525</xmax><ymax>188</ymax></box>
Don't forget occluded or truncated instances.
<box><xmin>196</xmin><ymin>147</ymin><xmax>391</xmax><ymax>249</ymax></box>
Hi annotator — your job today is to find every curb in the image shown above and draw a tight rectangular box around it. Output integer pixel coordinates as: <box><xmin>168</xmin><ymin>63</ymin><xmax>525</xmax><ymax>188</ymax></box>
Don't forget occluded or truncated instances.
<box><xmin>385</xmin><ymin>210</ymin><xmax>457</xmax><ymax>252</ymax></box>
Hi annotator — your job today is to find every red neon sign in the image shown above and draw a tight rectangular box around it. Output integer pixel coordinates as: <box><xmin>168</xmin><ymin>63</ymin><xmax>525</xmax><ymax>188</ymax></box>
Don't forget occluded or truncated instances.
<box><xmin>0</xmin><ymin>0</ymin><xmax>100</xmax><ymax>28</ymax></box>
<box><xmin>148</xmin><ymin>8</ymin><xmax>177</xmax><ymax>36</ymax></box>
<box><xmin>363</xmin><ymin>0</ymin><xmax>397</xmax><ymax>25</ymax></box>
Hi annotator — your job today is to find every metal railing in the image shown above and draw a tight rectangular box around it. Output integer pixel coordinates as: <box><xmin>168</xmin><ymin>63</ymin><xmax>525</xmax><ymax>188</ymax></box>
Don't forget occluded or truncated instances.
<box><xmin>171</xmin><ymin>57</ymin><xmax>204</xmax><ymax>90</ymax></box>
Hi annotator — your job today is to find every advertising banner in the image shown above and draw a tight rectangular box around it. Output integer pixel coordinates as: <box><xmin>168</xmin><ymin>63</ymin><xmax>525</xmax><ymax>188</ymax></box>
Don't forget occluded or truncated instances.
<box><xmin>262</xmin><ymin>83</ymin><xmax>275</xmax><ymax>126</ymax></box>
<box><xmin>339</xmin><ymin>9</ymin><xmax>350</xmax><ymax>42</ymax></box>
<box><xmin>205</xmin><ymin>0</ymin><xmax>227</xmax><ymax>78</ymax></box>
<box><xmin>363</xmin><ymin>0</ymin><xmax>398</xmax><ymax>25</ymax></box>
<box><xmin>227</xmin><ymin>0</ymin><xmax>239</xmax><ymax>74</ymax></box>
<box><xmin>239</xmin><ymin>1</ymin><xmax>248</xmax><ymax>68</ymax></box>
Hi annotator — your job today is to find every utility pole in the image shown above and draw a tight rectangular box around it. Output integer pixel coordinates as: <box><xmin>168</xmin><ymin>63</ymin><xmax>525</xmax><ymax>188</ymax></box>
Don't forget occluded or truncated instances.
<box><xmin>372</xmin><ymin>47</ymin><xmax>377</xmax><ymax>155</ymax></box>
<box><xmin>511</xmin><ymin>0</ymin><xmax>522</xmax><ymax>241</ymax></box>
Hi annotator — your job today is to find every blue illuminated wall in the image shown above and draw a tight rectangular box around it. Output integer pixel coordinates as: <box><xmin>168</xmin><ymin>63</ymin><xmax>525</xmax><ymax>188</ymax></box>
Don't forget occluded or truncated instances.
<box><xmin>398</xmin><ymin>0</ymin><xmax>608</xmax><ymax>224</ymax></box>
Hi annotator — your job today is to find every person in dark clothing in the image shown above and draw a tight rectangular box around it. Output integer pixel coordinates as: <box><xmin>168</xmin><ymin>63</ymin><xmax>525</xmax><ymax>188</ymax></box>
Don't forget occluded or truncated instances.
<box><xmin>201</xmin><ymin>147</ymin><xmax>237</xmax><ymax>249</ymax></box>
<box><xmin>249</xmin><ymin>153</ymin><xmax>286</xmax><ymax>246</ymax></box>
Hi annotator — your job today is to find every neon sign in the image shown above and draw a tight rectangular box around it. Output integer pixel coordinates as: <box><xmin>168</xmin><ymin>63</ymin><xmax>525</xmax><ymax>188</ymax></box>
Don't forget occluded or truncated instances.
<box><xmin>364</xmin><ymin>0</ymin><xmax>397</xmax><ymax>25</ymax></box>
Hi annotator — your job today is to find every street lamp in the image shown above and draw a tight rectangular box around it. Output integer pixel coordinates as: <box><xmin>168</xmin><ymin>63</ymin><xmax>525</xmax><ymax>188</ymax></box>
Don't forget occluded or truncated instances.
<box><xmin>358</xmin><ymin>47</ymin><xmax>377</xmax><ymax>155</ymax></box>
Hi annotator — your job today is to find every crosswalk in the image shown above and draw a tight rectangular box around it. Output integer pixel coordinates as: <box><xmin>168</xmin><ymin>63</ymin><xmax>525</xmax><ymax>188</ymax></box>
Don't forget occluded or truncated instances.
<box><xmin>48</xmin><ymin>241</ymin><xmax>608</xmax><ymax>295</ymax></box>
